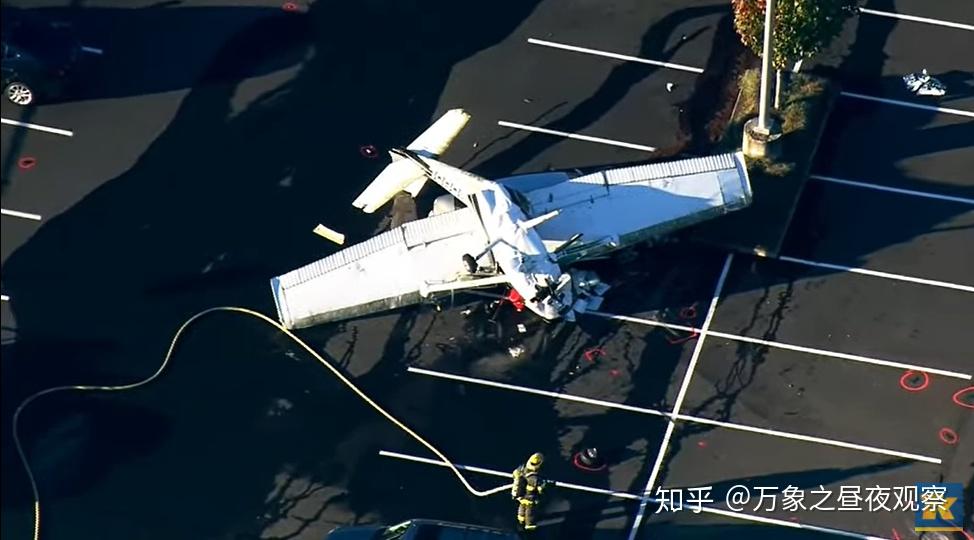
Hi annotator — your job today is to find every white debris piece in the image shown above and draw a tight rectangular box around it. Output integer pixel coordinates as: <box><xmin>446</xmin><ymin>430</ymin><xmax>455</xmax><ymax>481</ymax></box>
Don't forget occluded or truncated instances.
<box><xmin>508</xmin><ymin>345</ymin><xmax>525</xmax><ymax>358</ymax></box>
<box><xmin>903</xmin><ymin>69</ymin><xmax>946</xmax><ymax>96</ymax></box>
<box><xmin>313</xmin><ymin>224</ymin><xmax>346</xmax><ymax>245</ymax></box>
<box><xmin>517</xmin><ymin>323</ymin><xmax>527</xmax><ymax>333</ymax></box>
<box><xmin>666</xmin><ymin>83</ymin><xmax>675</xmax><ymax>92</ymax></box>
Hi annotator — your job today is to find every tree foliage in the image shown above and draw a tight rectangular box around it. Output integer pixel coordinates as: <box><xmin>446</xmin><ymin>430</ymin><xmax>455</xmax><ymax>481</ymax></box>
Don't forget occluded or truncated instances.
<box><xmin>733</xmin><ymin>0</ymin><xmax>860</xmax><ymax>69</ymax></box>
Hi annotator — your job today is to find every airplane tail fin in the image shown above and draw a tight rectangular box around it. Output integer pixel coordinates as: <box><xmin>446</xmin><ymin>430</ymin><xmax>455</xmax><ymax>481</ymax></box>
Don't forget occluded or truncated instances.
<box><xmin>351</xmin><ymin>109</ymin><xmax>471</xmax><ymax>214</ymax></box>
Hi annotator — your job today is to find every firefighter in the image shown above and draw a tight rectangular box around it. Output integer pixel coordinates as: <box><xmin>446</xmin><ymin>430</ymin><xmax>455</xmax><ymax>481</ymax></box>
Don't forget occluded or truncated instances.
<box><xmin>511</xmin><ymin>452</ymin><xmax>546</xmax><ymax>530</ymax></box>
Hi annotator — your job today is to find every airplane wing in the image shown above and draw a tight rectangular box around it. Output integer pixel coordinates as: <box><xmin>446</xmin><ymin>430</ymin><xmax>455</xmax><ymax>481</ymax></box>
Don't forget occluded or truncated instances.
<box><xmin>270</xmin><ymin>207</ymin><xmax>503</xmax><ymax>329</ymax></box>
<box><xmin>407</xmin><ymin>108</ymin><xmax>471</xmax><ymax>158</ymax></box>
<box><xmin>352</xmin><ymin>109</ymin><xmax>471</xmax><ymax>214</ymax></box>
<box><xmin>505</xmin><ymin>152</ymin><xmax>752</xmax><ymax>263</ymax></box>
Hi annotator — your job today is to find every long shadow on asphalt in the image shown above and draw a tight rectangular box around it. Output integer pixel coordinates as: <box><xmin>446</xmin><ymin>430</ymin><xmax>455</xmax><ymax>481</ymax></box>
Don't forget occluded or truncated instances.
<box><xmin>473</xmin><ymin>3</ymin><xmax>734</xmax><ymax>179</ymax></box>
<box><xmin>797</xmin><ymin>0</ymin><xmax>974</xmax><ymax>258</ymax></box>
<box><xmin>1</xmin><ymin>1</ymin><xmax>547</xmax><ymax>538</ymax></box>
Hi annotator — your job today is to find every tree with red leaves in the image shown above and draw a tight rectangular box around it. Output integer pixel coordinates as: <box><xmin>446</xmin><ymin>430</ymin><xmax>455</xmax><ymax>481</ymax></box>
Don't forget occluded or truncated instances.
<box><xmin>733</xmin><ymin>0</ymin><xmax>859</xmax><ymax>105</ymax></box>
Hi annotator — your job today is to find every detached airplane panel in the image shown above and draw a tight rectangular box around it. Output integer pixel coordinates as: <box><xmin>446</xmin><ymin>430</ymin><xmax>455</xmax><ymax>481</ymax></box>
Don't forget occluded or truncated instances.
<box><xmin>533</xmin><ymin>152</ymin><xmax>751</xmax><ymax>257</ymax></box>
<box><xmin>272</xmin><ymin>208</ymin><xmax>486</xmax><ymax>328</ymax></box>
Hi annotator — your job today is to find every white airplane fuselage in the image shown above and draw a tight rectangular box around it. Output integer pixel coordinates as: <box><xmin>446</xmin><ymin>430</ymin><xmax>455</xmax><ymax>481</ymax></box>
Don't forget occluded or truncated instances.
<box><xmin>424</xmin><ymin>159</ymin><xmax>573</xmax><ymax>320</ymax></box>
<box><xmin>474</xmin><ymin>181</ymin><xmax>573</xmax><ymax>319</ymax></box>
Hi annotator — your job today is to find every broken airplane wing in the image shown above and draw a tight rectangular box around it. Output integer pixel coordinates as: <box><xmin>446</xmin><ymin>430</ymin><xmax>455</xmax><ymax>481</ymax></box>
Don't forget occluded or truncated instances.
<box><xmin>270</xmin><ymin>207</ymin><xmax>500</xmax><ymax>329</ymax></box>
<box><xmin>503</xmin><ymin>152</ymin><xmax>752</xmax><ymax>263</ymax></box>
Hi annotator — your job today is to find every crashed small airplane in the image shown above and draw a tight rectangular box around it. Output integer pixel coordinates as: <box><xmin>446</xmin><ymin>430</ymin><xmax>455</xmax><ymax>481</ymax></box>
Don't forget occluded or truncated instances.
<box><xmin>271</xmin><ymin>109</ymin><xmax>752</xmax><ymax>329</ymax></box>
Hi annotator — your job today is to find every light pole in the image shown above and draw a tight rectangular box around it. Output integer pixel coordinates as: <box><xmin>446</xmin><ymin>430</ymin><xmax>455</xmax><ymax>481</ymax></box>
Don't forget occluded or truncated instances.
<box><xmin>743</xmin><ymin>0</ymin><xmax>782</xmax><ymax>158</ymax></box>
<box><xmin>757</xmin><ymin>0</ymin><xmax>776</xmax><ymax>133</ymax></box>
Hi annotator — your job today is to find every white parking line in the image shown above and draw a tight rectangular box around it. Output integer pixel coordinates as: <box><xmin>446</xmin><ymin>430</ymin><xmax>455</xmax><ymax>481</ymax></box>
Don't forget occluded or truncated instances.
<box><xmin>407</xmin><ymin>367</ymin><xmax>943</xmax><ymax>464</ymax></box>
<box><xmin>811</xmin><ymin>174</ymin><xmax>974</xmax><ymax>205</ymax></box>
<box><xmin>379</xmin><ymin>450</ymin><xmax>889</xmax><ymax>540</ymax></box>
<box><xmin>628</xmin><ymin>253</ymin><xmax>733</xmax><ymax>540</ymax></box>
<box><xmin>859</xmin><ymin>7</ymin><xmax>974</xmax><ymax>32</ymax></box>
<box><xmin>527</xmin><ymin>38</ymin><xmax>705</xmax><ymax>74</ymax></box>
<box><xmin>497</xmin><ymin>121</ymin><xmax>658</xmax><ymax>152</ymax></box>
<box><xmin>584</xmin><ymin>311</ymin><xmax>971</xmax><ymax>380</ymax></box>
<box><xmin>840</xmin><ymin>92</ymin><xmax>974</xmax><ymax>118</ymax></box>
<box><xmin>1</xmin><ymin>118</ymin><xmax>74</xmax><ymax>137</ymax></box>
<box><xmin>80</xmin><ymin>46</ymin><xmax>104</xmax><ymax>55</ymax></box>
<box><xmin>771</xmin><ymin>254</ymin><xmax>974</xmax><ymax>294</ymax></box>
<box><xmin>705</xmin><ymin>330</ymin><xmax>972</xmax><ymax>380</ymax></box>
<box><xmin>1</xmin><ymin>208</ymin><xmax>43</xmax><ymax>221</ymax></box>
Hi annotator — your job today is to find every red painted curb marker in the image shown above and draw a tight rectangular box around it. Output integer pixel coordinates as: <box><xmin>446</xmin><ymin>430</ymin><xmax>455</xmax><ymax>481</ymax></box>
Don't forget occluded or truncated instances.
<box><xmin>282</xmin><ymin>2</ymin><xmax>298</xmax><ymax>12</ymax></box>
<box><xmin>899</xmin><ymin>370</ymin><xmax>929</xmax><ymax>392</ymax></box>
<box><xmin>952</xmin><ymin>386</ymin><xmax>974</xmax><ymax>409</ymax></box>
<box><xmin>18</xmin><ymin>157</ymin><xmax>36</xmax><ymax>170</ymax></box>
<box><xmin>360</xmin><ymin>145</ymin><xmax>379</xmax><ymax>158</ymax></box>
<box><xmin>939</xmin><ymin>427</ymin><xmax>959</xmax><ymax>445</ymax></box>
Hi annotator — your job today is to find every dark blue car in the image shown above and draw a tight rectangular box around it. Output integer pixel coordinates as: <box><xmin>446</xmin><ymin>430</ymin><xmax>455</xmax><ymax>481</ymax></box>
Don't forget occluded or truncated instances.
<box><xmin>1</xmin><ymin>9</ymin><xmax>83</xmax><ymax>106</ymax></box>
<box><xmin>327</xmin><ymin>519</ymin><xmax>520</xmax><ymax>540</ymax></box>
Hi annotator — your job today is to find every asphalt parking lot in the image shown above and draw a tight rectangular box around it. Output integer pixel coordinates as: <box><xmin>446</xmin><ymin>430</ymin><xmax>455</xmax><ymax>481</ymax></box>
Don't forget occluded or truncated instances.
<box><xmin>2</xmin><ymin>1</ymin><xmax>972</xmax><ymax>539</ymax></box>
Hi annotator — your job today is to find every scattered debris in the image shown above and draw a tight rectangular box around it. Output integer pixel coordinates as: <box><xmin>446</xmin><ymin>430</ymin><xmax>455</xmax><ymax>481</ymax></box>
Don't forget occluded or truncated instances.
<box><xmin>517</xmin><ymin>323</ymin><xmax>527</xmax><ymax>333</ymax></box>
<box><xmin>508</xmin><ymin>345</ymin><xmax>525</xmax><ymax>358</ymax></box>
<box><xmin>903</xmin><ymin>69</ymin><xmax>946</xmax><ymax>96</ymax></box>
<box><xmin>583</xmin><ymin>347</ymin><xmax>605</xmax><ymax>362</ymax></box>
<box><xmin>313</xmin><ymin>224</ymin><xmax>345</xmax><ymax>245</ymax></box>
<box><xmin>522</xmin><ymin>98</ymin><xmax>533</xmax><ymax>104</ymax></box>
<box><xmin>573</xmin><ymin>448</ymin><xmax>606</xmax><ymax>471</ymax></box>
<box><xmin>666</xmin><ymin>83</ymin><xmax>675</xmax><ymax>92</ymax></box>
<box><xmin>461</xmin><ymin>308</ymin><xmax>473</xmax><ymax>316</ymax></box>
<box><xmin>266</xmin><ymin>398</ymin><xmax>294</xmax><ymax>417</ymax></box>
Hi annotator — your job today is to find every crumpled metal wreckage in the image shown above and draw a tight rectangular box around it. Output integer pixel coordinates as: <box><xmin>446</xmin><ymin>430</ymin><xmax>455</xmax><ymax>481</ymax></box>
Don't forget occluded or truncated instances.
<box><xmin>903</xmin><ymin>69</ymin><xmax>946</xmax><ymax>97</ymax></box>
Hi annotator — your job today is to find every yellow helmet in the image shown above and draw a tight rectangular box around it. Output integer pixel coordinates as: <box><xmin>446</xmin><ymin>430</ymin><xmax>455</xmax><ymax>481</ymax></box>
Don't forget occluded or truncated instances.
<box><xmin>527</xmin><ymin>452</ymin><xmax>544</xmax><ymax>468</ymax></box>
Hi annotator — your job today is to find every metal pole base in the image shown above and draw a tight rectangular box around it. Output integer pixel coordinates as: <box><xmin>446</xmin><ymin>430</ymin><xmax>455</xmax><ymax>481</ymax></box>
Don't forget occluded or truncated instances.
<box><xmin>743</xmin><ymin>117</ymin><xmax>783</xmax><ymax>159</ymax></box>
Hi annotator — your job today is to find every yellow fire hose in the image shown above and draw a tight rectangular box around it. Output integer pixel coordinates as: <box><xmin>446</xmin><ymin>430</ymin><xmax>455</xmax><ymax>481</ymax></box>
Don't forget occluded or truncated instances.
<box><xmin>13</xmin><ymin>306</ymin><xmax>513</xmax><ymax>540</ymax></box>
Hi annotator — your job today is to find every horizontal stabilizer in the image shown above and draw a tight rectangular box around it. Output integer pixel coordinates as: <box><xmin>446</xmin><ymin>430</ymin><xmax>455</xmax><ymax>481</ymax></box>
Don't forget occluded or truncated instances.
<box><xmin>407</xmin><ymin>108</ymin><xmax>471</xmax><ymax>158</ymax></box>
<box><xmin>351</xmin><ymin>109</ymin><xmax>471</xmax><ymax>213</ymax></box>
<box><xmin>351</xmin><ymin>159</ymin><xmax>426</xmax><ymax>214</ymax></box>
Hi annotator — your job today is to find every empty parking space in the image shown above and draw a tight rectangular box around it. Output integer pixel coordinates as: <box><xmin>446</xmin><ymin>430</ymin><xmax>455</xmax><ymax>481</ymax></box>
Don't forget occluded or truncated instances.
<box><xmin>391</xmin><ymin>367</ymin><xmax>668</xmax><ymax>494</ymax></box>
<box><xmin>837</xmin><ymin>9</ymin><xmax>974</xmax><ymax>101</ymax></box>
<box><xmin>680</xmin><ymin>337</ymin><xmax>966</xmax><ymax>462</ymax></box>
<box><xmin>861</xmin><ymin>1</ymin><xmax>974</xmax><ymax>30</ymax></box>
<box><xmin>712</xmin><ymin>256</ymin><xmax>974</xmax><ymax>374</ymax></box>
<box><xmin>438</xmin><ymin>45</ymin><xmax>691</xmax><ymax>176</ymax></box>
<box><xmin>654</xmin><ymin>426</ymin><xmax>942</xmax><ymax>539</ymax></box>
<box><xmin>783</xmin><ymin>181</ymin><xmax>974</xmax><ymax>285</ymax></box>
<box><xmin>515</xmin><ymin>0</ymin><xmax>724</xmax><ymax>72</ymax></box>
<box><xmin>813</xmin><ymin>100</ymin><xmax>974</xmax><ymax>197</ymax></box>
